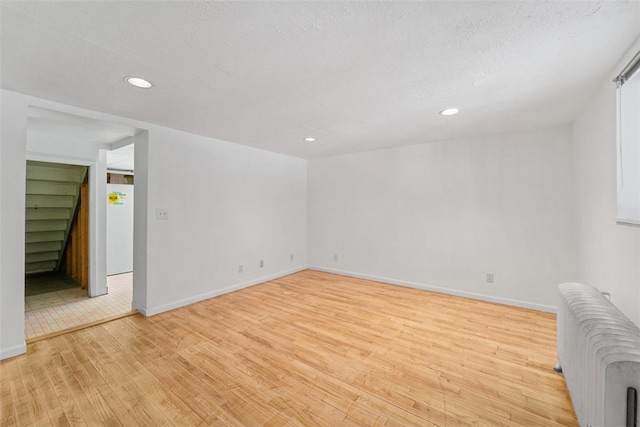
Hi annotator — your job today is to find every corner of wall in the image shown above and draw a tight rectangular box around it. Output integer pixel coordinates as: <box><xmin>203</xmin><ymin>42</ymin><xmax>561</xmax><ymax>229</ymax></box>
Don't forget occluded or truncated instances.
<box><xmin>132</xmin><ymin>131</ymin><xmax>150</xmax><ymax>314</ymax></box>
<box><xmin>0</xmin><ymin>342</ymin><xmax>27</xmax><ymax>361</ymax></box>
<box><xmin>0</xmin><ymin>90</ymin><xmax>27</xmax><ymax>360</ymax></box>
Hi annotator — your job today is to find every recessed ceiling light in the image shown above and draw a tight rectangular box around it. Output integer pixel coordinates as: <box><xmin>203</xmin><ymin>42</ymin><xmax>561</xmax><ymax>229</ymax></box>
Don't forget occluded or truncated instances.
<box><xmin>125</xmin><ymin>76</ymin><xmax>153</xmax><ymax>89</ymax></box>
<box><xmin>303</xmin><ymin>137</ymin><xmax>317</xmax><ymax>142</ymax></box>
<box><xmin>439</xmin><ymin>108</ymin><xmax>460</xmax><ymax>116</ymax></box>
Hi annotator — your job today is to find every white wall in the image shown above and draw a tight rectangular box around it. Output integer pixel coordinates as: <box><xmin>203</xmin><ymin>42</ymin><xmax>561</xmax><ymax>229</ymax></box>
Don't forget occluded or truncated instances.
<box><xmin>141</xmin><ymin>125</ymin><xmax>308</xmax><ymax>315</ymax></box>
<box><xmin>0</xmin><ymin>90</ymin><xmax>28</xmax><ymax>360</ymax></box>
<box><xmin>572</xmin><ymin>38</ymin><xmax>640</xmax><ymax>325</ymax></box>
<box><xmin>0</xmin><ymin>89</ymin><xmax>308</xmax><ymax>359</ymax></box>
<box><xmin>308</xmin><ymin>126</ymin><xmax>577</xmax><ymax>311</ymax></box>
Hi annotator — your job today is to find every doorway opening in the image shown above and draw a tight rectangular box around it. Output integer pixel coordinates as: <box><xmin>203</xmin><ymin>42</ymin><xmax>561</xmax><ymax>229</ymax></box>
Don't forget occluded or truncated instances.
<box><xmin>23</xmin><ymin>158</ymin><xmax>134</xmax><ymax>340</ymax></box>
<box><xmin>24</xmin><ymin>106</ymin><xmax>142</xmax><ymax>341</ymax></box>
<box><xmin>25</xmin><ymin>160</ymin><xmax>89</xmax><ymax>300</ymax></box>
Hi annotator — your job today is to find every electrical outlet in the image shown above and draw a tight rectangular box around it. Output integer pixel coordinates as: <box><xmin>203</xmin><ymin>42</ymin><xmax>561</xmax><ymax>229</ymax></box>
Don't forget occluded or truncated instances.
<box><xmin>155</xmin><ymin>208</ymin><xmax>169</xmax><ymax>220</ymax></box>
<box><xmin>290</xmin><ymin>254</ymin><xmax>293</xmax><ymax>261</ymax></box>
<box><xmin>259</xmin><ymin>259</ymin><xmax>264</xmax><ymax>268</ymax></box>
<box><xmin>486</xmin><ymin>273</ymin><xmax>494</xmax><ymax>283</ymax></box>
<box><xmin>238</xmin><ymin>265</ymin><xmax>243</xmax><ymax>273</ymax></box>
<box><xmin>334</xmin><ymin>253</ymin><xmax>338</xmax><ymax>262</ymax></box>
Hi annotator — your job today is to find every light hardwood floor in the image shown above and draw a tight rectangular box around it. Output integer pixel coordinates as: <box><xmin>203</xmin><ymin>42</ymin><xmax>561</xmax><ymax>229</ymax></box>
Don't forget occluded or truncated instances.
<box><xmin>1</xmin><ymin>270</ymin><xmax>577</xmax><ymax>426</ymax></box>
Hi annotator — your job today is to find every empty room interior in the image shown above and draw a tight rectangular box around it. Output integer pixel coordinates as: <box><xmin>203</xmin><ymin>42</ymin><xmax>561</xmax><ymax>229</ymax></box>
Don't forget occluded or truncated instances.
<box><xmin>1</xmin><ymin>1</ymin><xmax>640</xmax><ymax>426</ymax></box>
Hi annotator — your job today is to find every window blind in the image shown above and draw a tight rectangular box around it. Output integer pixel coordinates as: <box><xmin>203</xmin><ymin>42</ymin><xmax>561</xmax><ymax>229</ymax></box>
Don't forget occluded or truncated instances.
<box><xmin>615</xmin><ymin>51</ymin><xmax>640</xmax><ymax>224</ymax></box>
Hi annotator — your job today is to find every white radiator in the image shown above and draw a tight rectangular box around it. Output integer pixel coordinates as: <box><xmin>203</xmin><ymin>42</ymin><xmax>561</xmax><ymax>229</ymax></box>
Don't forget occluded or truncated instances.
<box><xmin>557</xmin><ymin>283</ymin><xmax>640</xmax><ymax>427</ymax></box>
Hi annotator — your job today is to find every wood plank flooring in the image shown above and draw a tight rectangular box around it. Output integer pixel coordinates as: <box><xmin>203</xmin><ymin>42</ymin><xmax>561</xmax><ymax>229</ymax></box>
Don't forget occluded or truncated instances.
<box><xmin>1</xmin><ymin>270</ymin><xmax>577</xmax><ymax>426</ymax></box>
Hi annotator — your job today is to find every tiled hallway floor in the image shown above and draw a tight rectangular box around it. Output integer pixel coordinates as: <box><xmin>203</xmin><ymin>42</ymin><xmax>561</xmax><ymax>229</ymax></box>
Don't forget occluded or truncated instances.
<box><xmin>25</xmin><ymin>272</ymin><xmax>133</xmax><ymax>339</ymax></box>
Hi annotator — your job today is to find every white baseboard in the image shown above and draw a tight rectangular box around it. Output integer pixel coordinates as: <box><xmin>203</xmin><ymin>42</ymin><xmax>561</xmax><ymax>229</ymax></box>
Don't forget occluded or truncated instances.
<box><xmin>308</xmin><ymin>266</ymin><xmax>556</xmax><ymax>313</ymax></box>
<box><xmin>131</xmin><ymin>302</ymin><xmax>148</xmax><ymax>316</ymax></box>
<box><xmin>0</xmin><ymin>342</ymin><xmax>27</xmax><ymax>361</ymax></box>
<box><xmin>142</xmin><ymin>266</ymin><xmax>307</xmax><ymax>316</ymax></box>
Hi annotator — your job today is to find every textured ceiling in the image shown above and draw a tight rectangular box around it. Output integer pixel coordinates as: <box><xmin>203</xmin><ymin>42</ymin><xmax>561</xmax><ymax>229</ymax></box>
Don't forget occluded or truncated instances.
<box><xmin>2</xmin><ymin>1</ymin><xmax>639</xmax><ymax>158</ymax></box>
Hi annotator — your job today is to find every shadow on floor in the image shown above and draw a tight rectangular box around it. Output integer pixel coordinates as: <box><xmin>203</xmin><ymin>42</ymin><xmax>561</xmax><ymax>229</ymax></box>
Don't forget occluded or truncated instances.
<box><xmin>25</xmin><ymin>272</ymin><xmax>82</xmax><ymax>296</ymax></box>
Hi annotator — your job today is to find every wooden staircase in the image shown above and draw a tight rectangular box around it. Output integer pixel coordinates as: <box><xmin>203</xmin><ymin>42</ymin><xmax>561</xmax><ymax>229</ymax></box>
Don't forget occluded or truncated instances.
<box><xmin>25</xmin><ymin>161</ymin><xmax>88</xmax><ymax>274</ymax></box>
